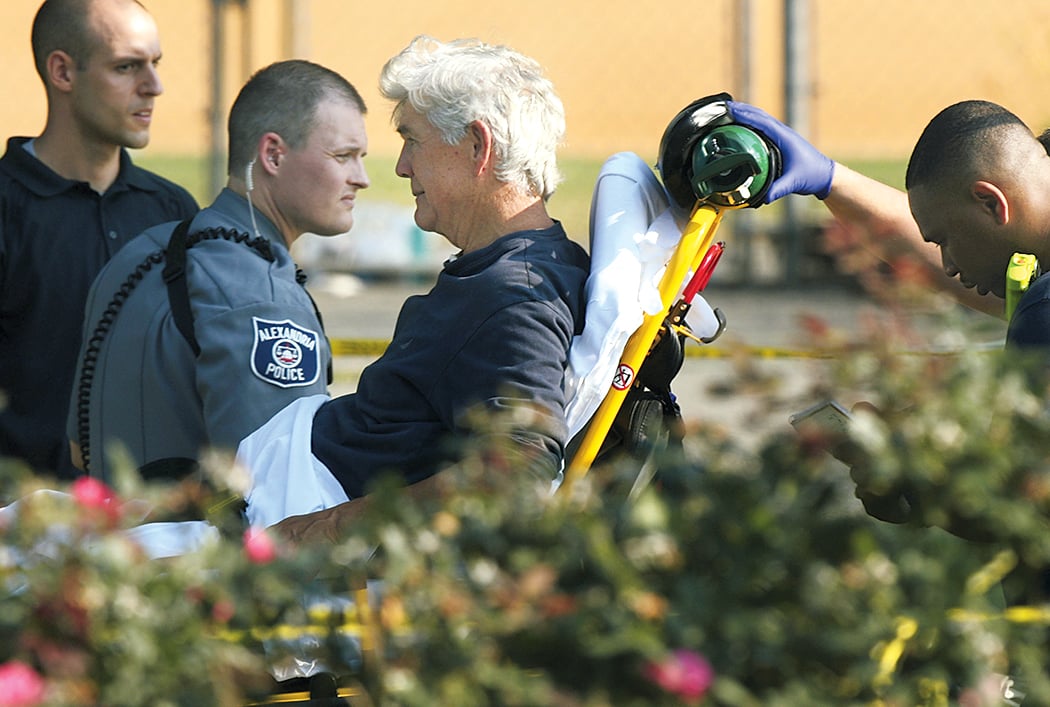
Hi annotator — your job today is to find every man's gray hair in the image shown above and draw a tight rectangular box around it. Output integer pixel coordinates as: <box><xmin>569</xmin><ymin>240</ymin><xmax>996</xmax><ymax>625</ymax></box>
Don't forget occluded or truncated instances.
<box><xmin>380</xmin><ymin>35</ymin><xmax>565</xmax><ymax>200</ymax></box>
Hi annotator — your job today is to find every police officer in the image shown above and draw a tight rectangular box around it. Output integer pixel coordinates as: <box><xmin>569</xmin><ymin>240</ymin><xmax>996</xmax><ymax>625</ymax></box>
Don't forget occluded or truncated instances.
<box><xmin>68</xmin><ymin>59</ymin><xmax>370</xmax><ymax>481</ymax></box>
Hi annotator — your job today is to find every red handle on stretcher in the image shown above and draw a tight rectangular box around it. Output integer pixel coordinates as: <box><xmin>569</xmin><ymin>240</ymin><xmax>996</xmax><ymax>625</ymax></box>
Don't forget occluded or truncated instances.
<box><xmin>681</xmin><ymin>241</ymin><xmax>725</xmax><ymax>303</ymax></box>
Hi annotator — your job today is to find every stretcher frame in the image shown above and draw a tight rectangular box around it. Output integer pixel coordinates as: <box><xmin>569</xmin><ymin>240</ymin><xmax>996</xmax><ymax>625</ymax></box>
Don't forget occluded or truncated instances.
<box><xmin>561</xmin><ymin>201</ymin><xmax>728</xmax><ymax>493</ymax></box>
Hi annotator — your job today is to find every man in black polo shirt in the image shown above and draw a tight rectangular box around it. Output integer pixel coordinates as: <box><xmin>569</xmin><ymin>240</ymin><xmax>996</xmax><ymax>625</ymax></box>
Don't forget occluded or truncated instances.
<box><xmin>0</xmin><ymin>0</ymin><xmax>199</xmax><ymax>479</ymax></box>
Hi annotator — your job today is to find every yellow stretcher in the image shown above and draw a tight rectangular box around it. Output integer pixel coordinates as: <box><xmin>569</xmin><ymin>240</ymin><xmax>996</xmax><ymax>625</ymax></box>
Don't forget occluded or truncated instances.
<box><xmin>562</xmin><ymin>95</ymin><xmax>778</xmax><ymax>491</ymax></box>
<box><xmin>562</xmin><ymin>203</ymin><xmax>726</xmax><ymax>493</ymax></box>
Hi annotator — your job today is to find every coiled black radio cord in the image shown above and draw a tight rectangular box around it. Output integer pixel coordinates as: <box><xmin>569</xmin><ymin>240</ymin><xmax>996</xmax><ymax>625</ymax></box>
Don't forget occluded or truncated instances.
<box><xmin>75</xmin><ymin>223</ymin><xmax>274</xmax><ymax>475</ymax></box>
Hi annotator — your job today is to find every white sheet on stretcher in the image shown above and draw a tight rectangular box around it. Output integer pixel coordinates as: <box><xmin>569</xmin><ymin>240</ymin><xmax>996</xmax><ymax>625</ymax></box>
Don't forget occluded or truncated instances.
<box><xmin>237</xmin><ymin>393</ymin><xmax>347</xmax><ymax>529</ymax></box>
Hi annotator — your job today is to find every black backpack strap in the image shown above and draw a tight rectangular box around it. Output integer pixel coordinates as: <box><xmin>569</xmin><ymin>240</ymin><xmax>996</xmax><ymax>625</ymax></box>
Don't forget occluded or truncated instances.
<box><xmin>162</xmin><ymin>218</ymin><xmax>201</xmax><ymax>356</ymax></box>
<box><xmin>77</xmin><ymin>220</ymin><xmax>291</xmax><ymax>475</ymax></box>
<box><xmin>161</xmin><ymin>221</ymin><xmax>326</xmax><ymax>377</ymax></box>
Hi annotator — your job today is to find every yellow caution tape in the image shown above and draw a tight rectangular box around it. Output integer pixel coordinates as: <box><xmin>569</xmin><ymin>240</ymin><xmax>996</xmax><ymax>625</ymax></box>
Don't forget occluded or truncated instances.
<box><xmin>212</xmin><ymin>602</ymin><xmax>370</xmax><ymax>645</ymax></box>
<box><xmin>329</xmin><ymin>338</ymin><xmax>995</xmax><ymax>361</ymax></box>
<box><xmin>244</xmin><ymin>686</ymin><xmax>361</xmax><ymax>705</ymax></box>
<box><xmin>947</xmin><ymin>605</ymin><xmax>1050</xmax><ymax>625</ymax></box>
<box><xmin>872</xmin><ymin>616</ymin><xmax>918</xmax><ymax>688</ymax></box>
<box><xmin>965</xmin><ymin>549</ymin><xmax>1017</xmax><ymax>597</ymax></box>
<box><xmin>330</xmin><ymin>338</ymin><xmax>390</xmax><ymax>356</ymax></box>
<box><xmin>213</xmin><ymin>618</ymin><xmax>365</xmax><ymax>644</ymax></box>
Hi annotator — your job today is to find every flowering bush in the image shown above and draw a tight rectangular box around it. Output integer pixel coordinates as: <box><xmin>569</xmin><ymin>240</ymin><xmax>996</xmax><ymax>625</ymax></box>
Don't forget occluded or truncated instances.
<box><xmin>1</xmin><ymin>296</ymin><xmax>1049</xmax><ymax>705</ymax></box>
<box><xmin>0</xmin><ymin>470</ymin><xmax>339</xmax><ymax>706</ymax></box>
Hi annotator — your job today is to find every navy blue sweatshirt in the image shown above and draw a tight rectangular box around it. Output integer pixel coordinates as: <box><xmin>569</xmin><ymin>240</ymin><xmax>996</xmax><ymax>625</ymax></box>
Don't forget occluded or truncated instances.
<box><xmin>311</xmin><ymin>222</ymin><xmax>589</xmax><ymax>498</ymax></box>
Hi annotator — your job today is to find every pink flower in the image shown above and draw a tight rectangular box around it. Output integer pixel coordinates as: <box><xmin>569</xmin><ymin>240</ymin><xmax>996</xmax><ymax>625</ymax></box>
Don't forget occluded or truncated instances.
<box><xmin>243</xmin><ymin>527</ymin><xmax>278</xmax><ymax>564</ymax></box>
<box><xmin>70</xmin><ymin>476</ymin><xmax>120</xmax><ymax>525</ymax></box>
<box><xmin>211</xmin><ymin>599</ymin><xmax>236</xmax><ymax>624</ymax></box>
<box><xmin>71</xmin><ymin>476</ymin><xmax>114</xmax><ymax>508</ymax></box>
<box><xmin>0</xmin><ymin>660</ymin><xmax>46</xmax><ymax>707</ymax></box>
<box><xmin>644</xmin><ymin>649</ymin><xmax>714</xmax><ymax>703</ymax></box>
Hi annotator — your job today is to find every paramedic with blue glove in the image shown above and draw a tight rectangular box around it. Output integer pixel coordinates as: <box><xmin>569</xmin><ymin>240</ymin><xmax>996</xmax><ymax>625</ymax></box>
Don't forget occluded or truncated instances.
<box><xmin>727</xmin><ymin>100</ymin><xmax>1001</xmax><ymax>316</ymax></box>
<box><xmin>765</xmin><ymin>100</ymin><xmax>1050</xmax><ymax>537</ymax></box>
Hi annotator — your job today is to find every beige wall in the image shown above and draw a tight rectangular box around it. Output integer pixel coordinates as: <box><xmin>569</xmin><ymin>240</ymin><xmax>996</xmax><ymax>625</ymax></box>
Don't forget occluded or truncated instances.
<box><xmin>3</xmin><ymin>0</ymin><xmax>1050</xmax><ymax>165</ymax></box>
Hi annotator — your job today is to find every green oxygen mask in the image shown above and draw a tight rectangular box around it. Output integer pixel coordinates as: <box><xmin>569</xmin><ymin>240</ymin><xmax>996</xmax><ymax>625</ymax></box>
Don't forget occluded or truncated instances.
<box><xmin>689</xmin><ymin>124</ymin><xmax>774</xmax><ymax>209</ymax></box>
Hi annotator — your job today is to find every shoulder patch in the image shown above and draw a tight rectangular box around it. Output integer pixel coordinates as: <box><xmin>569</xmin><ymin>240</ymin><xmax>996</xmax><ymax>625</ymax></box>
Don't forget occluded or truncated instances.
<box><xmin>250</xmin><ymin>317</ymin><xmax>321</xmax><ymax>388</ymax></box>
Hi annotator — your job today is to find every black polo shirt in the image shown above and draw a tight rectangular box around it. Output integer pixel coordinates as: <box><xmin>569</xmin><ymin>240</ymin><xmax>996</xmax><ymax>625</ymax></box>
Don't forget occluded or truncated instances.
<box><xmin>0</xmin><ymin>137</ymin><xmax>199</xmax><ymax>479</ymax></box>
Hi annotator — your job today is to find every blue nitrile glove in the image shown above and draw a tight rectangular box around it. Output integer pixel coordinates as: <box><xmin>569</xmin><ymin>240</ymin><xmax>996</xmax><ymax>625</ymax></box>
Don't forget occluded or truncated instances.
<box><xmin>727</xmin><ymin>100</ymin><xmax>835</xmax><ymax>203</ymax></box>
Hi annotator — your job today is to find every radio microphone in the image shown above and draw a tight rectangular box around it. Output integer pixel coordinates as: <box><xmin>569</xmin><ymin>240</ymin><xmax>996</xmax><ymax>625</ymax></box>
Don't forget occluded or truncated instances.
<box><xmin>244</xmin><ymin>158</ymin><xmax>262</xmax><ymax>240</ymax></box>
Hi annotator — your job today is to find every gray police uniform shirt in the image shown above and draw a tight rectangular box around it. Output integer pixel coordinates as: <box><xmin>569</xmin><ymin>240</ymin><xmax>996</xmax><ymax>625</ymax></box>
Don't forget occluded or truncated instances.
<box><xmin>68</xmin><ymin>188</ymin><xmax>331</xmax><ymax>480</ymax></box>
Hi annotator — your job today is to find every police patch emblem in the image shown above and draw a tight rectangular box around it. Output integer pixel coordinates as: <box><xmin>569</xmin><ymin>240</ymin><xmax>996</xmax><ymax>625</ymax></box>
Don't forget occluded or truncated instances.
<box><xmin>251</xmin><ymin>317</ymin><xmax>321</xmax><ymax>388</ymax></box>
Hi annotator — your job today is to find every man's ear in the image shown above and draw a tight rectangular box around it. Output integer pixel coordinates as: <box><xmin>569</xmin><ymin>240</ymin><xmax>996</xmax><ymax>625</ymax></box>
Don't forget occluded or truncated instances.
<box><xmin>258</xmin><ymin>132</ymin><xmax>285</xmax><ymax>176</ymax></box>
<box><xmin>45</xmin><ymin>50</ymin><xmax>76</xmax><ymax>93</ymax></box>
<box><xmin>467</xmin><ymin>120</ymin><xmax>493</xmax><ymax>176</ymax></box>
<box><xmin>972</xmin><ymin>180</ymin><xmax>1010</xmax><ymax>225</ymax></box>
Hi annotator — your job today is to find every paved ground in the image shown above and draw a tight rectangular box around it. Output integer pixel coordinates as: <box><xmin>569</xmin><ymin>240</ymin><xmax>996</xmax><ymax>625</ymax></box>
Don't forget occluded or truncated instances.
<box><xmin>308</xmin><ymin>274</ymin><xmax>1004</xmax><ymax>447</ymax></box>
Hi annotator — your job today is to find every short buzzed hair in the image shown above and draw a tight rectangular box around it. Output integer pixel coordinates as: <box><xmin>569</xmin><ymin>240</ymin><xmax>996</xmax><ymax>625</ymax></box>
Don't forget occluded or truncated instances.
<box><xmin>905</xmin><ymin>100</ymin><xmax>1029</xmax><ymax>192</ymax></box>
<box><xmin>227</xmin><ymin>59</ymin><xmax>367</xmax><ymax>175</ymax></box>
<box><xmin>30</xmin><ymin>0</ymin><xmax>146</xmax><ymax>82</ymax></box>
